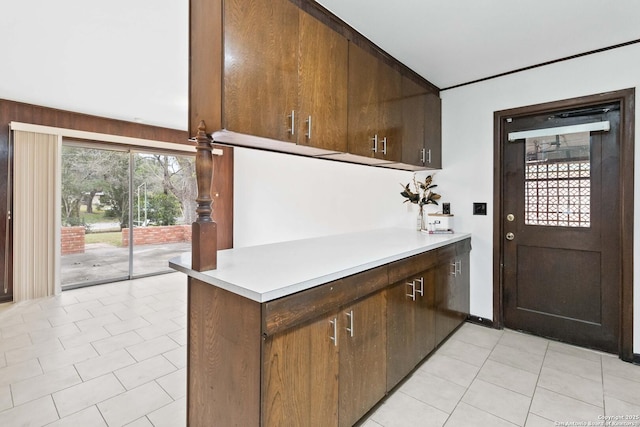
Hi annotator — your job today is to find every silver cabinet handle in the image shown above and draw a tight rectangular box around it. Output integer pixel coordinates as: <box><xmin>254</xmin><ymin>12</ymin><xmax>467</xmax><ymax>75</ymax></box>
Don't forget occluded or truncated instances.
<box><xmin>406</xmin><ymin>281</ymin><xmax>416</xmax><ymax>301</ymax></box>
<box><xmin>427</xmin><ymin>149</ymin><xmax>432</xmax><ymax>164</ymax></box>
<box><xmin>371</xmin><ymin>134</ymin><xmax>378</xmax><ymax>152</ymax></box>
<box><xmin>420</xmin><ymin>148</ymin><xmax>426</xmax><ymax>164</ymax></box>
<box><xmin>305</xmin><ymin>115</ymin><xmax>312</xmax><ymax>140</ymax></box>
<box><xmin>415</xmin><ymin>277</ymin><xmax>424</xmax><ymax>297</ymax></box>
<box><xmin>329</xmin><ymin>317</ymin><xmax>338</xmax><ymax>346</ymax></box>
<box><xmin>345</xmin><ymin>310</ymin><xmax>354</xmax><ymax>337</ymax></box>
<box><xmin>450</xmin><ymin>260</ymin><xmax>462</xmax><ymax>276</ymax></box>
<box><xmin>288</xmin><ymin>110</ymin><xmax>295</xmax><ymax>135</ymax></box>
<box><xmin>380</xmin><ymin>137</ymin><xmax>387</xmax><ymax>155</ymax></box>
<box><xmin>3</xmin><ymin>211</ymin><xmax>9</xmax><ymax>294</ymax></box>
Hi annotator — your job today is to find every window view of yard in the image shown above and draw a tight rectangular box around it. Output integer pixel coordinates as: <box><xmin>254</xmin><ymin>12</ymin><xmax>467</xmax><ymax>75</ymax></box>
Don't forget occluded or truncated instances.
<box><xmin>60</xmin><ymin>145</ymin><xmax>196</xmax><ymax>288</ymax></box>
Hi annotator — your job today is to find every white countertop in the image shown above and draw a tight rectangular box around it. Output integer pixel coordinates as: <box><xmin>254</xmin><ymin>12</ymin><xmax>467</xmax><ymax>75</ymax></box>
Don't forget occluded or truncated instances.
<box><xmin>169</xmin><ymin>228</ymin><xmax>471</xmax><ymax>303</ymax></box>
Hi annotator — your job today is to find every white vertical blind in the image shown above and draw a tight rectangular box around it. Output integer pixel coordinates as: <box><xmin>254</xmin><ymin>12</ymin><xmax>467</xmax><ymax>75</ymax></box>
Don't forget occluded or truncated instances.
<box><xmin>12</xmin><ymin>131</ymin><xmax>61</xmax><ymax>301</ymax></box>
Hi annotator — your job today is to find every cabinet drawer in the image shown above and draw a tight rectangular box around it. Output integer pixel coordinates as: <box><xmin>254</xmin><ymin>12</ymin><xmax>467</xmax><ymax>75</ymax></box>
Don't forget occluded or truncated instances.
<box><xmin>437</xmin><ymin>239</ymin><xmax>472</xmax><ymax>263</ymax></box>
<box><xmin>388</xmin><ymin>248</ymin><xmax>439</xmax><ymax>283</ymax></box>
<box><xmin>262</xmin><ymin>265</ymin><xmax>387</xmax><ymax>336</ymax></box>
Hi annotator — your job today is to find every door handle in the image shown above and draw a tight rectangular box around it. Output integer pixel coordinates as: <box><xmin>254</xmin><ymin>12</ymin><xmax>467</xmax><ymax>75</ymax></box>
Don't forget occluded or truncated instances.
<box><xmin>288</xmin><ymin>110</ymin><xmax>295</xmax><ymax>136</ymax></box>
<box><xmin>380</xmin><ymin>137</ymin><xmax>387</xmax><ymax>155</ymax></box>
<box><xmin>406</xmin><ymin>280</ymin><xmax>416</xmax><ymax>301</ymax></box>
<box><xmin>329</xmin><ymin>317</ymin><xmax>338</xmax><ymax>346</ymax></box>
<box><xmin>305</xmin><ymin>115</ymin><xmax>312</xmax><ymax>140</ymax></box>
<box><xmin>345</xmin><ymin>310</ymin><xmax>354</xmax><ymax>337</ymax></box>
<box><xmin>506</xmin><ymin>232</ymin><xmax>515</xmax><ymax>241</ymax></box>
<box><xmin>415</xmin><ymin>277</ymin><xmax>424</xmax><ymax>297</ymax></box>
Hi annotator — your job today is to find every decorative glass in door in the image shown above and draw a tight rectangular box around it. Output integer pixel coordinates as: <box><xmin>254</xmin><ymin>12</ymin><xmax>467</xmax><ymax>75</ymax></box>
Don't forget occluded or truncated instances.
<box><xmin>524</xmin><ymin>131</ymin><xmax>591</xmax><ymax>227</ymax></box>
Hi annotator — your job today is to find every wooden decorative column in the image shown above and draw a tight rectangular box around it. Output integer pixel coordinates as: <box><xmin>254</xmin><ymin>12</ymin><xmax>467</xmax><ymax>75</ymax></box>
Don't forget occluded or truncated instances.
<box><xmin>191</xmin><ymin>120</ymin><xmax>217</xmax><ymax>271</ymax></box>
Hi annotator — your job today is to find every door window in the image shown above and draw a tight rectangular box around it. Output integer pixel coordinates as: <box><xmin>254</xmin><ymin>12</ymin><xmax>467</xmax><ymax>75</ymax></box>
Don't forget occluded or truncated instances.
<box><xmin>524</xmin><ymin>131</ymin><xmax>591</xmax><ymax>227</ymax></box>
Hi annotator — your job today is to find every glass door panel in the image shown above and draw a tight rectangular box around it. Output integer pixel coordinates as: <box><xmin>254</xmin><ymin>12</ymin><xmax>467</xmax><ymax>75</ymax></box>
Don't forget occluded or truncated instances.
<box><xmin>60</xmin><ymin>146</ymin><xmax>196</xmax><ymax>289</ymax></box>
<box><xmin>60</xmin><ymin>145</ymin><xmax>130</xmax><ymax>288</ymax></box>
<box><xmin>131</xmin><ymin>152</ymin><xmax>196</xmax><ymax>277</ymax></box>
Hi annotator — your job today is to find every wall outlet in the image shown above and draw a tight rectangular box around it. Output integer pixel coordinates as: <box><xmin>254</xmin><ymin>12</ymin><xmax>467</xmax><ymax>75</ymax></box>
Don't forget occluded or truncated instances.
<box><xmin>473</xmin><ymin>202</ymin><xmax>487</xmax><ymax>215</ymax></box>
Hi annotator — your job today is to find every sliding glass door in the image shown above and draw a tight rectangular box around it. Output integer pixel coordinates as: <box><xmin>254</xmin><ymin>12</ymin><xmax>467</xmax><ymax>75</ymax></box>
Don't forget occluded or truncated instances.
<box><xmin>60</xmin><ymin>144</ymin><xmax>195</xmax><ymax>289</ymax></box>
<box><xmin>131</xmin><ymin>152</ymin><xmax>195</xmax><ymax>276</ymax></box>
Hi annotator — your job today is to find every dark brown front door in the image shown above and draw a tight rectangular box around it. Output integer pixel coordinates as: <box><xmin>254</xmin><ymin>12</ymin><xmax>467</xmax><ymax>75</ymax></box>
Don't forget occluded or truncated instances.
<box><xmin>502</xmin><ymin>103</ymin><xmax>621</xmax><ymax>353</ymax></box>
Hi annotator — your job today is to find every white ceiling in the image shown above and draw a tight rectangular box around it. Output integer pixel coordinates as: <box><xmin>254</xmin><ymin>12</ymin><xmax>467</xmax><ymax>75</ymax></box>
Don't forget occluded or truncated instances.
<box><xmin>316</xmin><ymin>0</ymin><xmax>640</xmax><ymax>89</ymax></box>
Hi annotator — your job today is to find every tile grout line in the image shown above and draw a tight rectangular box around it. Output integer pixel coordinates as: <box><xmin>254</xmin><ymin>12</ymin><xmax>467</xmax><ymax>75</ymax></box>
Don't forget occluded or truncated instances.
<box><xmin>440</xmin><ymin>328</ymin><xmax>504</xmax><ymax>427</ymax></box>
<box><xmin>521</xmin><ymin>337</ymin><xmax>550</xmax><ymax>426</ymax></box>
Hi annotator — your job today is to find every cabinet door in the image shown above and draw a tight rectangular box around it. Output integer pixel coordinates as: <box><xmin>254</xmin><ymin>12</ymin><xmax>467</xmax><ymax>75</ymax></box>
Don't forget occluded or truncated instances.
<box><xmin>376</xmin><ymin>61</ymin><xmax>402</xmax><ymax>162</ymax></box>
<box><xmin>386</xmin><ymin>280</ymin><xmax>417</xmax><ymax>390</ymax></box>
<box><xmin>348</xmin><ymin>43</ymin><xmax>402</xmax><ymax>162</ymax></box>
<box><xmin>224</xmin><ymin>0</ymin><xmax>299</xmax><ymax>142</ymax></box>
<box><xmin>347</xmin><ymin>43</ymin><xmax>380</xmax><ymax>158</ymax></box>
<box><xmin>298</xmin><ymin>11</ymin><xmax>348</xmax><ymax>152</ymax></box>
<box><xmin>401</xmin><ymin>76</ymin><xmax>426</xmax><ymax>166</ymax></box>
<box><xmin>424</xmin><ymin>92</ymin><xmax>442</xmax><ymax>168</ymax></box>
<box><xmin>414</xmin><ymin>268</ymin><xmax>436</xmax><ymax>360</ymax></box>
<box><xmin>450</xmin><ymin>253</ymin><xmax>470</xmax><ymax>329</ymax></box>
<box><xmin>387</xmin><ymin>269</ymin><xmax>436</xmax><ymax>391</ymax></box>
<box><xmin>339</xmin><ymin>291</ymin><xmax>387</xmax><ymax>427</ymax></box>
<box><xmin>435</xmin><ymin>259</ymin><xmax>457</xmax><ymax>344</ymax></box>
<box><xmin>263</xmin><ymin>313</ymin><xmax>339</xmax><ymax>427</ymax></box>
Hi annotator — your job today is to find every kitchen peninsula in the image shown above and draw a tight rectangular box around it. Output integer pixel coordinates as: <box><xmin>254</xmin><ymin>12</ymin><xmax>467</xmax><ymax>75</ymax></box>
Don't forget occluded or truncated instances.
<box><xmin>170</xmin><ymin>228</ymin><xmax>471</xmax><ymax>427</ymax></box>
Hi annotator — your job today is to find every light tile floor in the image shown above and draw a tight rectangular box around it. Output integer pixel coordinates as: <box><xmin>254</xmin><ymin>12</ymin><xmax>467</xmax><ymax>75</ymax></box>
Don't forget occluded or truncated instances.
<box><xmin>0</xmin><ymin>272</ymin><xmax>638</xmax><ymax>427</ymax></box>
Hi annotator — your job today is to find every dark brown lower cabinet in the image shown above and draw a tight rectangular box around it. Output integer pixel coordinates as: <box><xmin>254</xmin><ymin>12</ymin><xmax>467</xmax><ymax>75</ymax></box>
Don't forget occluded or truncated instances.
<box><xmin>387</xmin><ymin>268</ymin><xmax>436</xmax><ymax>390</ymax></box>
<box><xmin>263</xmin><ymin>291</ymin><xmax>387</xmax><ymax>427</ymax></box>
<box><xmin>185</xmin><ymin>239</ymin><xmax>470</xmax><ymax>427</ymax></box>
<box><xmin>436</xmin><ymin>249</ymin><xmax>471</xmax><ymax>344</ymax></box>
<box><xmin>338</xmin><ymin>292</ymin><xmax>387</xmax><ymax>427</ymax></box>
<box><xmin>262</xmin><ymin>312</ymin><xmax>339</xmax><ymax>426</ymax></box>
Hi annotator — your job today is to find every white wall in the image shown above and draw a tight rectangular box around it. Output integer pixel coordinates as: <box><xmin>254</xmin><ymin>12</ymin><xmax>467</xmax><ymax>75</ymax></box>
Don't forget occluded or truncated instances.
<box><xmin>0</xmin><ymin>0</ymin><xmax>188</xmax><ymax>131</ymax></box>
<box><xmin>439</xmin><ymin>43</ymin><xmax>640</xmax><ymax>353</ymax></box>
<box><xmin>233</xmin><ymin>148</ymin><xmax>441</xmax><ymax>248</ymax></box>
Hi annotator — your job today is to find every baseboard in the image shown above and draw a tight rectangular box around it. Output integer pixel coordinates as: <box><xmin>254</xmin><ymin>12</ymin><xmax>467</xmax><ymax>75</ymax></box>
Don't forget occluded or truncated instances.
<box><xmin>466</xmin><ymin>315</ymin><xmax>497</xmax><ymax>329</ymax></box>
<box><xmin>633</xmin><ymin>353</ymin><xmax>640</xmax><ymax>365</ymax></box>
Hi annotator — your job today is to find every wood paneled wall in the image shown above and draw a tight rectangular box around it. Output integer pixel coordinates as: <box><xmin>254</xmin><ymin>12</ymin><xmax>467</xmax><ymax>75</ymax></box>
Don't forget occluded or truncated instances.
<box><xmin>0</xmin><ymin>99</ymin><xmax>233</xmax><ymax>302</ymax></box>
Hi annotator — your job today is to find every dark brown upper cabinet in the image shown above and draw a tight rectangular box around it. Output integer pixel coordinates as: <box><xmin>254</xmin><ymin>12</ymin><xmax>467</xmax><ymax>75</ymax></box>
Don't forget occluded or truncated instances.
<box><xmin>401</xmin><ymin>76</ymin><xmax>427</xmax><ymax>167</ymax></box>
<box><xmin>223</xmin><ymin>0</ymin><xmax>299</xmax><ymax>143</ymax></box>
<box><xmin>298</xmin><ymin>11</ymin><xmax>349</xmax><ymax>152</ymax></box>
<box><xmin>189</xmin><ymin>0</ymin><xmax>440</xmax><ymax>169</ymax></box>
<box><xmin>400</xmin><ymin>76</ymin><xmax>442</xmax><ymax>168</ymax></box>
<box><xmin>224</xmin><ymin>0</ymin><xmax>349</xmax><ymax>151</ymax></box>
<box><xmin>348</xmin><ymin>43</ymin><xmax>402</xmax><ymax>163</ymax></box>
<box><xmin>424</xmin><ymin>92</ymin><xmax>442</xmax><ymax>168</ymax></box>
